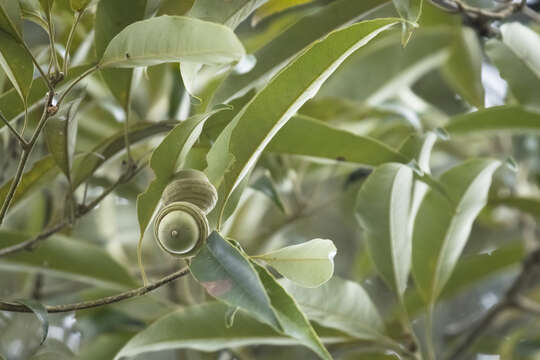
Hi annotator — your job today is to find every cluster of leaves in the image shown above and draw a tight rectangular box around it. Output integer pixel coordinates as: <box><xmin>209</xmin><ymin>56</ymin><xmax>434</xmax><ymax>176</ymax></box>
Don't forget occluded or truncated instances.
<box><xmin>1</xmin><ymin>0</ymin><xmax>540</xmax><ymax>359</ymax></box>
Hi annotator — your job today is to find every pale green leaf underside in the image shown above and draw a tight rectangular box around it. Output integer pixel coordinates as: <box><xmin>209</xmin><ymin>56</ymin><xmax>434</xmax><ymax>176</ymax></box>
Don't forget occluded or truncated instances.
<box><xmin>100</xmin><ymin>16</ymin><xmax>245</xmax><ymax>68</ymax></box>
<box><xmin>0</xmin><ymin>31</ymin><xmax>33</xmax><ymax>103</ymax></box>
<box><xmin>255</xmin><ymin>239</ymin><xmax>337</xmax><ymax>288</ymax></box>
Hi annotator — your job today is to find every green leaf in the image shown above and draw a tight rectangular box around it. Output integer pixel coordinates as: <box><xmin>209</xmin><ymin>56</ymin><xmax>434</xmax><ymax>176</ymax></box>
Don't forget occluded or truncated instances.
<box><xmin>253</xmin><ymin>239</ymin><xmax>337</xmax><ymax>288</ymax></box>
<box><xmin>445</xmin><ymin>106</ymin><xmax>540</xmax><ymax>135</ymax></box>
<box><xmin>392</xmin><ymin>0</ymin><xmax>422</xmax><ymax>45</ymax></box>
<box><xmin>38</xmin><ymin>0</ymin><xmax>52</xmax><ymax>20</ymax></box>
<box><xmin>205</xmin><ymin>19</ymin><xmax>399</xmax><ymax>227</ymax></box>
<box><xmin>78</xmin><ymin>332</ymin><xmax>134</xmax><ymax>360</ymax></box>
<box><xmin>100</xmin><ymin>16</ymin><xmax>245</xmax><ymax>68</ymax></box>
<box><xmin>411</xmin><ymin>159</ymin><xmax>501</xmax><ymax>304</ymax></box>
<box><xmin>252</xmin><ymin>0</ymin><xmax>315</xmax><ymax>26</ymax></box>
<box><xmin>114</xmin><ymin>302</ymin><xmax>348</xmax><ymax>359</ymax></box>
<box><xmin>267</xmin><ymin>115</ymin><xmax>407</xmax><ymax>165</ymax></box>
<box><xmin>320</xmin><ymin>27</ymin><xmax>450</xmax><ymax>105</ymax></box>
<box><xmin>95</xmin><ymin>0</ymin><xmax>146</xmax><ymax>107</ymax></box>
<box><xmin>490</xmin><ymin>196</ymin><xmax>540</xmax><ymax>219</ymax></box>
<box><xmin>251</xmin><ymin>171</ymin><xmax>285</xmax><ymax>212</ymax></box>
<box><xmin>253</xmin><ymin>261</ymin><xmax>332</xmax><ymax>360</ymax></box>
<box><xmin>190</xmin><ymin>231</ymin><xmax>281</xmax><ymax>329</ymax></box>
<box><xmin>0</xmin><ymin>231</ymin><xmax>137</xmax><ymax>289</ymax></box>
<box><xmin>356</xmin><ymin>163</ymin><xmax>413</xmax><ymax>297</ymax></box>
<box><xmin>136</xmin><ymin>108</ymin><xmax>227</xmax><ymax>240</ymax></box>
<box><xmin>44</xmin><ymin>97</ymin><xmax>83</xmax><ymax>182</ymax></box>
<box><xmin>188</xmin><ymin>0</ymin><xmax>266</xmax><ymax>29</ymax></box>
<box><xmin>486</xmin><ymin>22</ymin><xmax>540</xmax><ymax>112</ymax></box>
<box><xmin>443</xmin><ymin>27</ymin><xmax>484</xmax><ymax>108</ymax></box>
<box><xmin>0</xmin><ymin>30</ymin><xmax>33</xmax><ymax>104</ymax></box>
<box><xmin>282</xmin><ymin>276</ymin><xmax>385</xmax><ymax>340</ymax></box>
<box><xmin>19</xmin><ymin>0</ymin><xmax>48</xmax><ymax>32</ymax></box>
<box><xmin>69</xmin><ymin>0</ymin><xmax>91</xmax><ymax>11</ymax></box>
<box><xmin>0</xmin><ymin>0</ymin><xmax>22</xmax><ymax>38</ymax></box>
<box><xmin>213</xmin><ymin>0</ymin><xmax>390</xmax><ymax>104</ymax></box>
<box><xmin>14</xmin><ymin>299</ymin><xmax>48</xmax><ymax>344</ymax></box>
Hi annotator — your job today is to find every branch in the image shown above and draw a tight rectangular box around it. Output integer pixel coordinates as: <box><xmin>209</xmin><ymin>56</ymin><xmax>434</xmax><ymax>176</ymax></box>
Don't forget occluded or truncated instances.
<box><xmin>0</xmin><ymin>162</ymin><xmax>145</xmax><ymax>257</ymax></box>
<box><xmin>0</xmin><ymin>267</ymin><xmax>190</xmax><ymax>313</ymax></box>
<box><xmin>446</xmin><ymin>248</ymin><xmax>540</xmax><ymax>359</ymax></box>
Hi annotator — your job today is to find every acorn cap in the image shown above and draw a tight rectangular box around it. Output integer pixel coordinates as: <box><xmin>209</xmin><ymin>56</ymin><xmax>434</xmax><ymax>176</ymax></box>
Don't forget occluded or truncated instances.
<box><xmin>153</xmin><ymin>201</ymin><xmax>209</xmax><ymax>257</ymax></box>
<box><xmin>162</xmin><ymin>169</ymin><xmax>218</xmax><ymax>214</ymax></box>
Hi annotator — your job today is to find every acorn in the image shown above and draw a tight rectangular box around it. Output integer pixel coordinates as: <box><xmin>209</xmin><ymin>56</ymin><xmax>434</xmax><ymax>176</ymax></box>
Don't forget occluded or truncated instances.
<box><xmin>153</xmin><ymin>169</ymin><xmax>217</xmax><ymax>257</ymax></box>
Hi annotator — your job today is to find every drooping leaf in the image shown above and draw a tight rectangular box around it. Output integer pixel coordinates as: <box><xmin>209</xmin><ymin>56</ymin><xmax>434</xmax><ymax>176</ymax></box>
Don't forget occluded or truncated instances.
<box><xmin>0</xmin><ymin>31</ymin><xmax>33</xmax><ymax>105</ymax></box>
<box><xmin>253</xmin><ymin>239</ymin><xmax>337</xmax><ymax>288</ymax></box>
<box><xmin>188</xmin><ymin>0</ymin><xmax>266</xmax><ymax>29</ymax></box>
<box><xmin>205</xmin><ymin>19</ymin><xmax>399</xmax><ymax>228</ymax></box>
<box><xmin>252</xmin><ymin>0</ymin><xmax>315</xmax><ymax>25</ymax></box>
<box><xmin>113</xmin><ymin>302</ymin><xmax>349</xmax><ymax>359</ymax></box>
<box><xmin>213</xmin><ymin>0</ymin><xmax>390</xmax><ymax>104</ymax></box>
<box><xmin>14</xmin><ymin>299</ymin><xmax>48</xmax><ymax>344</ymax></box>
<box><xmin>0</xmin><ymin>232</ymin><xmax>138</xmax><ymax>289</ymax></box>
<box><xmin>411</xmin><ymin>159</ymin><xmax>501</xmax><ymax>304</ymax></box>
<box><xmin>282</xmin><ymin>276</ymin><xmax>385</xmax><ymax>340</ymax></box>
<box><xmin>267</xmin><ymin>115</ymin><xmax>407</xmax><ymax>165</ymax></box>
<box><xmin>190</xmin><ymin>231</ymin><xmax>281</xmax><ymax>329</ymax></box>
<box><xmin>100</xmin><ymin>16</ymin><xmax>245</xmax><ymax>68</ymax></box>
<box><xmin>445</xmin><ymin>106</ymin><xmax>540</xmax><ymax>135</ymax></box>
<box><xmin>19</xmin><ymin>0</ymin><xmax>48</xmax><ymax>31</ymax></box>
<box><xmin>443</xmin><ymin>27</ymin><xmax>484</xmax><ymax>108</ymax></box>
<box><xmin>252</xmin><ymin>261</ymin><xmax>332</xmax><ymax>360</ymax></box>
<box><xmin>136</xmin><ymin>107</ymin><xmax>227</xmax><ymax>241</ymax></box>
<box><xmin>486</xmin><ymin>22</ymin><xmax>540</xmax><ymax>111</ymax></box>
<box><xmin>95</xmin><ymin>0</ymin><xmax>146</xmax><ymax>107</ymax></box>
<box><xmin>392</xmin><ymin>0</ymin><xmax>422</xmax><ymax>45</ymax></box>
<box><xmin>44</xmin><ymin>96</ymin><xmax>83</xmax><ymax>182</ymax></box>
<box><xmin>251</xmin><ymin>171</ymin><xmax>285</xmax><ymax>212</ymax></box>
<box><xmin>356</xmin><ymin>163</ymin><xmax>413</xmax><ymax>297</ymax></box>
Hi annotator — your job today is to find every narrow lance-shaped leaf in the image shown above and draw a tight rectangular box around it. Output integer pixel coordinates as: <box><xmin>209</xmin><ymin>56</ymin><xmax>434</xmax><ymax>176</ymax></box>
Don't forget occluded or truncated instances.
<box><xmin>190</xmin><ymin>231</ymin><xmax>281</xmax><ymax>329</ymax></box>
<box><xmin>100</xmin><ymin>16</ymin><xmax>245</xmax><ymax>68</ymax></box>
<box><xmin>251</xmin><ymin>171</ymin><xmax>285</xmax><ymax>212</ymax></box>
<box><xmin>44</xmin><ymin>97</ymin><xmax>83</xmax><ymax>182</ymax></box>
<box><xmin>356</xmin><ymin>163</ymin><xmax>413</xmax><ymax>297</ymax></box>
<box><xmin>445</xmin><ymin>105</ymin><xmax>540</xmax><ymax>135</ymax></box>
<box><xmin>95</xmin><ymin>0</ymin><xmax>146</xmax><ymax>108</ymax></box>
<box><xmin>282</xmin><ymin>276</ymin><xmax>386</xmax><ymax>341</ymax></box>
<box><xmin>0</xmin><ymin>0</ymin><xmax>22</xmax><ymax>38</ymax></box>
<box><xmin>14</xmin><ymin>299</ymin><xmax>48</xmax><ymax>344</ymax></box>
<box><xmin>113</xmin><ymin>302</ymin><xmax>349</xmax><ymax>360</ymax></box>
<box><xmin>0</xmin><ymin>31</ymin><xmax>33</xmax><ymax>106</ymax></box>
<box><xmin>412</xmin><ymin>159</ymin><xmax>501</xmax><ymax>304</ymax></box>
<box><xmin>253</xmin><ymin>239</ymin><xmax>337</xmax><ymax>288</ymax></box>
<box><xmin>188</xmin><ymin>0</ymin><xmax>266</xmax><ymax>29</ymax></box>
<box><xmin>443</xmin><ymin>27</ymin><xmax>484</xmax><ymax>108</ymax></box>
<box><xmin>252</xmin><ymin>261</ymin><xmax>332</xmax><ymax>360</ymax></box>
<box><xmin>486</xmin><ymin>22</ymin><xmax>540</xmax><ymax>111</ymax></box>
<box><xmin>0</xmin><ymin>232</ymin><xmax>138</xmax><ymax>289</ymax></box>
<box><xmin>205</xmin><ymin>19</ymin><xmax>399</xmax><ymax>228</ymax></box>
<box><xmin>252</xmin><ymin>0</ymin><xmax>316</xmax><ymax>26</ymax></box>
<box><xmin>136</xmin><ymin>107</ymin><xmax>227</xmax><ymax>241</ymax></box>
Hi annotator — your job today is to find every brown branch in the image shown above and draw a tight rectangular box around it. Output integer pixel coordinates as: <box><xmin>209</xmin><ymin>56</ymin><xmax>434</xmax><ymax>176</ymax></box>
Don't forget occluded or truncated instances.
<box><xmin>446</xmin><ymin>248</ymin><xmax>540</xmax><ymax>359</ymax></box>
<box><xmin>0</xmin><ymin>163</ymin><xmax>145</xmax><ymax>257</ymax></box>
<box><xmin>0</xmin><ymin>267</ymin><xmax>190</xmax><ymax>313</ymax></box>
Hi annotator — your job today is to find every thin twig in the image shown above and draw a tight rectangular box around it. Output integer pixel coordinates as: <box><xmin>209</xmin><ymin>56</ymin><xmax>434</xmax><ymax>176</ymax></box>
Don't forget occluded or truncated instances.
<box><xmin>0</xmin><ymin>267</ymin><xmax>190</xmax><ymax>313</ymax></box>
<box><xmin>446</xmin><ymin>249</ymin><xmax>540</xmax><ymax>359</ymax></box>
<box><xmin>21</xmin><ymin>42</ymin><xmax>53</xmax><ymax>92</ymax></box>
<box><xmin>56</xmin><ymin>64</ymin><xmax>99</xmax><ymax>107</ymax></box>
<box><xmin>63</xmin><ymin>10</ymin><xmax>85</xmax><ymax>77</ymax></box>
<box><xmin>0</xmin><ymin>111</ymin><xmax>28</xmax><ymax>147</ymax></box>
<box><xmin>0</xmin><ymin>163</ymin><xmax>145</xmax><ymax>257</ymax></box>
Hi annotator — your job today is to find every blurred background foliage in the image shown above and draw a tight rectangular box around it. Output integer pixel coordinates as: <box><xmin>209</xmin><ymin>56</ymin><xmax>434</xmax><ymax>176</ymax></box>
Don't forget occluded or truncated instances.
<box><xmin>1</xmin><ymin>0</ymin><xmax>540</xmax><ymax>359</ymax></box>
